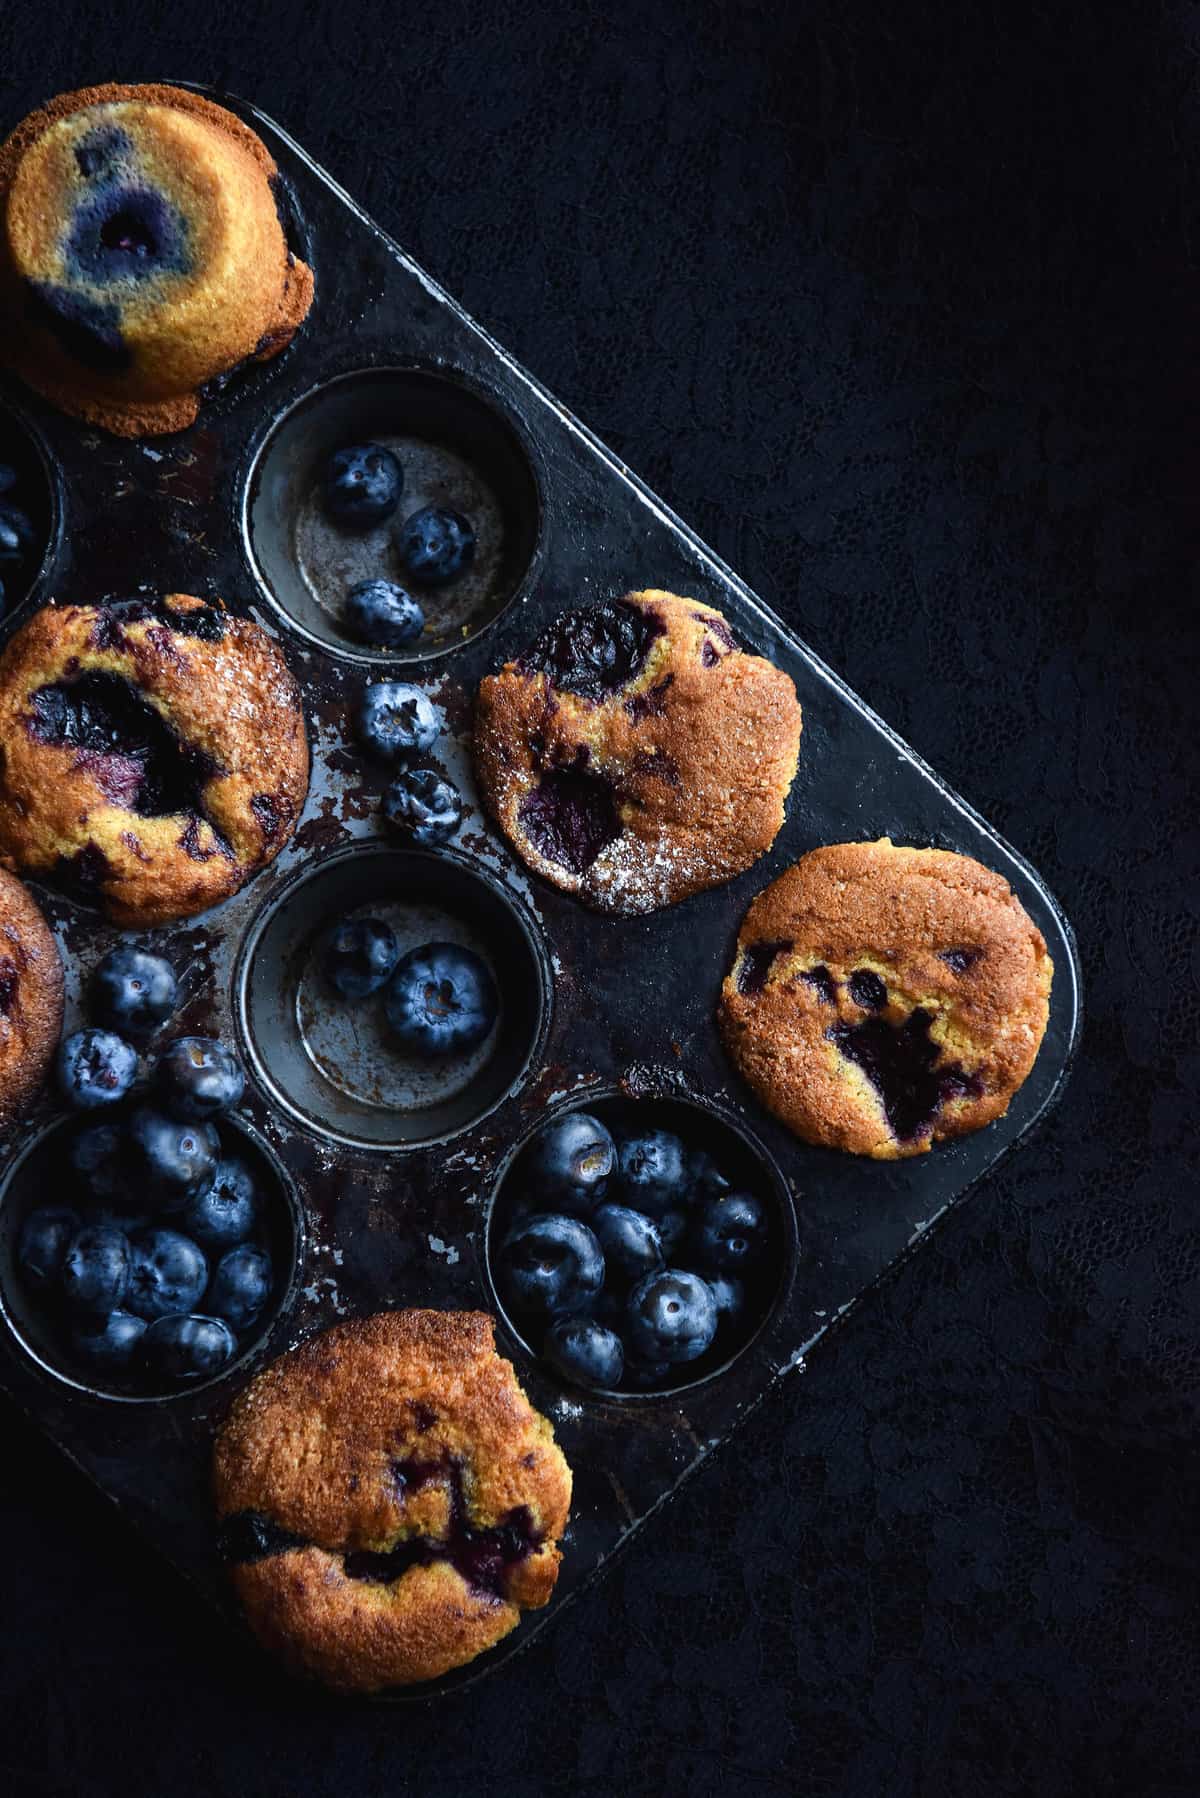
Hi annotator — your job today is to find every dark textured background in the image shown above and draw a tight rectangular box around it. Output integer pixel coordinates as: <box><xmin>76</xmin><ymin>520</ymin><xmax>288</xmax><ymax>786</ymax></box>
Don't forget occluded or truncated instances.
<box><xmin>0</xmin><ymin>2</ymin><xmax>1196</xmax><ymax>1793</ymax></box>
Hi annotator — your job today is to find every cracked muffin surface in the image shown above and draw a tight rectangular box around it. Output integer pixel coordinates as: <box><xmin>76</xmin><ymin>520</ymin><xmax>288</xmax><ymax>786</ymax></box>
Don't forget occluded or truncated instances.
<box><xmin>719</xmin><ymin>838</ymin><xmax>1053</xmax><ymax>1159</ymax></box>
<box><xmin>0</xmin><ymin>82</ymin><xmax>313</xmax><ymax>436</ymax></box>
<box><xmin>474</xmin><ymin>589</ymin><xmax>802</xmax><ymax>914</ymax></box>
<box><xmin>213</xmin><ymin>1309</ymin><xmax>573</xmax><ymax>1692</ymax></box>
<box><xmin>0</xmin><ymin>593</ymin><xmax>309</xmax><ymax>926</ymax></box>
<box><xmin>0</xmin><ymin>866</ymin><xmax>63</xmax><ymax>1133</ymax></box>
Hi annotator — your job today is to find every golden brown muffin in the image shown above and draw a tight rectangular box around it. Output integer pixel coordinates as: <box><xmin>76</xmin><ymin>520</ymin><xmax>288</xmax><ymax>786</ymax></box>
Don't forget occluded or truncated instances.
<box><xmin>474</xmin><ymin>590</ymin><xmax>802</xmax><ymax>914</ymax></box>
<box><xmin>0</xmin><ymin>594</ymin><xmax>309</xmax><ymax>926</ymax></box>
<box><xmin>0</xmin><ymin>867</ymin><xmax>63</xmax><ymax>1133</ymax></box>
<box><xmin>0</xmin><ymin>83</ymin><xmax>313</xmax><ymax>436</ymax></box>
<box><xmin>213</xmin><ymin>1310</ymin><xmax>573</xmax><ymax>1693</ymax></box>
<box><xmin>719</xmin><ymin>838</ymin><xmax>1053</xmax><ymax>1159</ymax></box>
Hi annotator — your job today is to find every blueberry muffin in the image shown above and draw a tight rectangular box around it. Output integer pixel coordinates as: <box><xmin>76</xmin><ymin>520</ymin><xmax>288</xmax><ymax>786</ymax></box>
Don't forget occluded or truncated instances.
<box><xmin>474</xmin><ymin>590</ymin><xmax>802</xmax><ymax>914</ymax></box>
<box><xmin>719</xmin><ymin>839</ymin><xmax>1053</xmax><ymax>1159</ymax></box>
<box><xmin>213</xmin><ymin>1310</ymin><xmax>573</xmax><ymax>1692</ymax></box>
<box><xmin>0</xmin><ymin>594</ymin><xmax>309</xmax><ymax>925</ymax></box>
<box><xmin>0</xmin><ymin>867</ymin><xmax>63</xmax><ymax>1132</ymax></box>
<box><xmin>0</xmin><ymin>83</ymin><xmax>313</xmax><ymax>436</ymax></box>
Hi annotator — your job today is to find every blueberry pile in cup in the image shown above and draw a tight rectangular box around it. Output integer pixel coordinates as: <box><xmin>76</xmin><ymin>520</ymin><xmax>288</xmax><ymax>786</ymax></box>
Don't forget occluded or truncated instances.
<box><xmin>322</xmin><ymin>441</ymin><xmax>476</xmax><ymax>651</ymax></box>
<box><xmin>0</xmin><ymin>452</ymin><xmax>42</xmax><ymax>620</ymax></box>
<box><xmin>321</xmin><ymin>918</ymin><xmax>499</xmax><ymax>1059</ymax></box>
<box><xmin>14</xmin><ymin>948</ymin><xmax>284</xmax><ymax>1389</ymax></box>
<box><xmin>493</xmin><ymin>1108</ymin><xmax>778</xmax><ymax>1394</ymax></box>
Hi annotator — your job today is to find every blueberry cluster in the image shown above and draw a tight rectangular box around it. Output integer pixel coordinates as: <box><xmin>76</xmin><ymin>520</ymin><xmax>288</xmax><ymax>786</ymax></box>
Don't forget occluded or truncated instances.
<box><xmin>352</xmin><ymin>677</ymin><xmax>464</xmax><ymax>850</ymax></box>
<box><xmin>0</xmin><ymin>457</ymin><xmax>41</xmax><ymax>620</ymax></box>
<box><xmin>494</xmin><ymin>1110</ymin><xmax>773</xmax><ymax>1394</ymax></box>
<box><xmin>321</xmin><ymin>920</ymin><xmax>499</xmax><ymax>1060</ymax></box>
<box><xmin>18</xmin><ymin>947</ymin><xmax>280</xmax><ymax>1389</ymax></box>
<box><xmin>321</xmin><ymin>441</ymin><xmax>476</xmax><ymax>651</ymax></box>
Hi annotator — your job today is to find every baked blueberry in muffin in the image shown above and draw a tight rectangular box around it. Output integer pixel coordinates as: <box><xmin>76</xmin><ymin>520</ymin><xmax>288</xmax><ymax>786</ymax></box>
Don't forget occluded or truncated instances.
<box><xmin>719</xmin><ymin>838</ymin><xmax>1054</xmax><ymax>1158</ymax></box>
<box><xmin>474</xmin><ymin>590</ymin><xmax>802</xmax><ymax>914</ymax></box>
<box><xmin>0</xmin><ymin>865</ymin><xmax>63</xmax><ymax>1132</ymax></box>
<box><xmin>0</xmin><ymin>594</ymin><xmax>309</xmax><ymax>925</ymax></box>
<box><xmin>213</xmin><ymin>1310</ymin><xmax>573</xmax><ymax>1691</ymax></box>
<box><xmin>0</xmin><ymin>83</ymin><xmax>314</xmax><ymax>435</ymax></box>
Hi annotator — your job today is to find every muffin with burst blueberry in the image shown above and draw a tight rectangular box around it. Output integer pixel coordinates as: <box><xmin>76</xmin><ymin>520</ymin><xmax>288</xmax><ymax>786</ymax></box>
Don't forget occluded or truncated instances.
<box><xmin>0</xmin><ymin>865</ymin><xmax>63</xmax><ymax>1132</ymax></box>
<box><xmin>0</xmin><ymin>83</ymin><xmax>313</xmax><ymax>435</ymax></box>
<box><xmin>474</xmin><ymin>590</ymin><xmax>802</xmax><ymax>914</ymax></box>
<box><xmin>213</xmin><ymin>1309</ymin><xmax>572</xmax><ymax>1691</ymax></box>
<box><xmin>0</xmin><ymin>593</ymin><xmax>309</xmax><ymax>925</ymax></box>
<box><xmin>719</xmin><ymin>838</ymin><xmax>1054</xmax><ymax>1158</ymax></box>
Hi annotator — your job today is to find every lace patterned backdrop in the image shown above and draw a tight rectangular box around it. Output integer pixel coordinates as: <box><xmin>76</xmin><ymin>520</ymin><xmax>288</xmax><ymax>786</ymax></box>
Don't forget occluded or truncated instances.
<box><xmin>0</xmin><ymin>2</ymin><xmax>1196</xmax><ymax>1793</ymax></box>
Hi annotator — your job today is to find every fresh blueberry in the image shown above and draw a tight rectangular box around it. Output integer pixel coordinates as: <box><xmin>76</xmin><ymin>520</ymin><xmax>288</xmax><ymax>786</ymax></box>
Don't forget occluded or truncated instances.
<box><xmin>692</xmin><ymin>1192</ymin><xmax>769</xmax><ymax>1272</ymax></box>
<box><xmin>322</xmin><ymin>917</ymin><xmax>399</xmax><ymax>1000</ymax></box>
<box><xmin>591</xmin><ymin>1203</ymin><xmax>663</xmax><ymax>1286</ymax></box>
<box><xmin>687</xmin><ymin>1148</ymin><xmax>732</xmax><ymax>1202</ymax></box>
<box><xmin>61</xmin><ymin>1224</ymin><xmax>130</xmax><ymax>1315</ymax></box>
<box><xmin>179</xmin><ymin>1158</ymin><xmax>259</xmax><ymax>1249</ymax></box>
<box><xmin>543</xmin><ymin>1315</ymin><xmax>623</xmax><ymax>1391</ymax></box>
<box><xmin>385</xmin><ymin>942</ymin><xmax>499</xmax><ymax>1058</ymax></box>
<box><xmin>17</xmin><ymin>1206</ymin><xmax>81</xmax><ymax>1288</ymax></box>
<box><xmin>498</xmin><ymin>1213</ymin><xmax>604</xmax><ymax>1319</ymax></box>
<box><xmin>206</xmin><ymin>1243</ymin><xmax>273</xmax><ymax>1330</ymax></box>
<box><xmin>343</xmin><ymin>578</ymin><xmax>424</xmax><ymax>648</ymax></box>
<box><xmin>124</xmin><ymin>1227</ymin><xmax>209</xmax><ymax>1320</ymax></box>
<box><xmin>56</xmin><ymin>1028</ymin><xmax>137</xmax><ymax>1110</ymax></box>
<box><xmin>91</xmin><ymin>946</ymin><xmax>177</xmax><ymax>1037</ymax></box>
<box><xmin>614</xmin><ymin>1129</ymin><xmax>688</xmax><ymax>1217</ymax></box>
<box><xmin>706</xmin><ymin>1272</ymin><xmax>746</xmax><ymax>1331</ymax></box>
<box><xmin>524</xmin><ymin>1111</ymin><xmax>615</xmax><ymax>1214</ymax></box>
<box><xmin>396</xmin><ymin>506</ymin><xmax>475</xmax><ymax>586</ymax></box>
<box><xmin>622</xmin><ymin>1356</ymin><xmax>673</xmax><ymax>1391</ymax></box>
<box><xmin>626</xmin><ymin>1267</ymin><xmax>718</xmax><ymax>1365</ymax></box>
<box><xmin>382</xmin><ymin>767</ymin><xmax>463</xmax><ymax>847</ymax></box>
<box><xmin>72</xmin><ymin>1308</ymin><xmax>147</xmax><ymax>1370</ymax></box>
<box><xmin>355</xmin><ymin>681</ymin><xmax>439</xmax><ymax>761</ymax></box>
<box><xmin>143</xmin><ymin>1312</ymin><xmax>236</xmax><ymax>1381</ymax></box>
<box><xmin>322</xmin><ymin>443</ymin><xmax>403</xmax><ymax>528</ymax></box>
<box><xmin>156</xmin><ymin>1037</ymin><xmax>244</xmax><ymax>1119</ymax></box>
<box><xmin>66</xmin><ymin>1118</ymin><xmax>131</xmax><ymax>1206</ymax></box>
<box><xmin>657</xmin><ymin>1208</ymin><xmax>688</xmax><ymax>1260</ymax></box>
<box><xmin>127</xmin><ymin>1106</ymin><xmax>219</xmax><ymax>1200</ymax></box>
<box><xmin>0</xmin><ymin>501</ymin><xmax>35</xmax><ymax>564</ymax></box>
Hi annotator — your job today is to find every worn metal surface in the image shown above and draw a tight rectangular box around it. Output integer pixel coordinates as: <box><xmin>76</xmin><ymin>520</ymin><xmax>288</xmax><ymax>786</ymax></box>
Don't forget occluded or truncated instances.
<box><xmin>0</xmin><ymin>84</ymin><xmax>1081</xmax><ymax>1698</ymax></box>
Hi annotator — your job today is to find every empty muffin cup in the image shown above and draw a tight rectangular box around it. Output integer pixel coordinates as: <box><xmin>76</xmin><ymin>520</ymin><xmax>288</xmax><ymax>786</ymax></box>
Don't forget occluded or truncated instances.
<box><xmin>234</xmin><ymin>842</ymin><xmax>552</xmax><ymax>1149</ymax></box>
<box><xmin>0</xmin><ymin>1113</ymin><xmax>303</xmax><ymax>1403</ymax></box>
<box><xmin>484</xmin><ymin>1089</ymin><xmax>797</xmax><ymax>1401</ymax></box>
<box><xmin>242</xmin><ymin>365</ymin><xmax>543</xmax><ymax>663</ymax></box>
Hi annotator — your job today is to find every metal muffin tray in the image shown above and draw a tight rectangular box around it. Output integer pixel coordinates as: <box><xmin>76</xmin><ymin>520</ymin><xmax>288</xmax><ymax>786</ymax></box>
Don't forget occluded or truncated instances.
<box><xmin>0</xmin><ymin>83</ymin><xmax>1081</xmax><ymax>1698</ymax></box>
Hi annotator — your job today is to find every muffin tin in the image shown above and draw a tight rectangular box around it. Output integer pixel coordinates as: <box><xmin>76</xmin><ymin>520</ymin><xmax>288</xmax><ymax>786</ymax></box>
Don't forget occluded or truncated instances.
<box><xmin>0</xmin><ymin>84</ymin><xmax>1081</xmax><ymax>1697</ymax></box>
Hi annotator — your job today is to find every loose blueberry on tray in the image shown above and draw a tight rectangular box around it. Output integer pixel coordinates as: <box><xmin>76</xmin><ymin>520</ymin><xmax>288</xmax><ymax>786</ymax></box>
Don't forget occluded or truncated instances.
<box><xmin>0</xmin><ymin>453</ymin><xmax>44</xmax><ymax>618</ymax></box>
<box><xmin>322</xmin><ymin>917</ymin><xmax>400</xmax><ymax>999</ymax></box>
<box><xmin>91</xmin><ymin>946</ymin><xmax>177</xmax><ymax>1038</ymax></box>
<box><xmin>491</xmin><ymin>1105</ymin><xmax>780</xmax><ymax>1393</ymax></box>
<box><xmin>322</xmin><ymin>443</ymin><xmax>403</xmax><ymax>528</ymax></box>
<box><xmin>382</xmin><ymin>767</ymin><xmax>463</xmax><ymax>846</ymax></box>
<box><xmin>343</xmin><ymin>578</ymin><xmax>424</xmax><ymax>649</ymax></box>
<box><xmin>355</xmin><ymin>681</ymin><xmax>439</xmax><ymax>761</ymax></box>
<box><xmin>396</xmin><ymin>505</ymin><xmax>476</xmax><ymax>586</ymax></box>
<box><xmin>156</xmin><ymin>1036</ymin><xmax>244</xmax><ymax>1119</ymax></box>
<box><xmin>56</xmin><ymin>1028</ymin><xmax>138</xmax><ymax>1110</ymax></box>
<box><xmin>385</xmin><ymin>942</ymin><xmax>499</xmax><ymax>1058</ymax></box>
<box><xmin>15</xmin><ymin>1033</ymin><xmax>283</xmax><ymax>1392</ymax></box>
